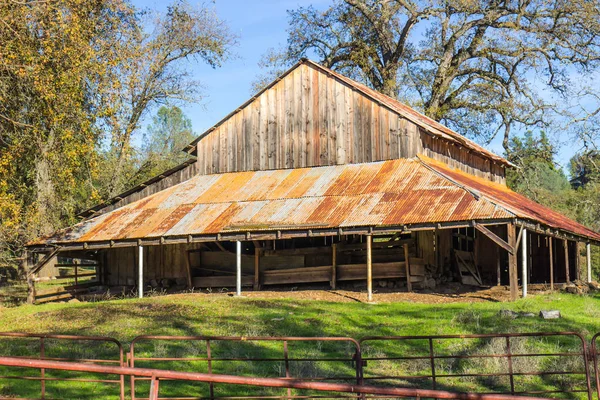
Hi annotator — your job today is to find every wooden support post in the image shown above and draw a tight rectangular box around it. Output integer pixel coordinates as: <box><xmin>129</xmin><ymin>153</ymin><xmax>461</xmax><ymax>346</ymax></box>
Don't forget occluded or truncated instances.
<box><xmin>74</xmin><ymin>261</ymin><xmax>78</xmax><ymax>286</ymax></box>
<box><xmin>521</xmin><ymin>228</ymin><xmax>527</xmax><ymax>298</ymax></box>
<box><xmin>496</xmin><ymin>245</ymin><xmax>501</xmax><ymax>286</ymax></box>
<box><xmin>576</xmin><ymin>242</ymin><xmax>581</xmax><ymax>281</ymax></box>
<box><xmin>587</xmin><ymin>242</ymin><xmax>592</xmax><ymax>283</ymax></box>
<box><xmin>563</xmin><ymin>239</ymin><xmax>570</xmax><ymax>283</ymax></box>
<box><xmin>366</xmin><ymin>235</ymin><xmax>372</xmax><ymax>302</ymax></box>
<box><xmin>236</xmin><ymin>241</ymin><xmax>242</xmax><ymax>296</ymax></box>
<box><xmin>549</xmin><ymin>237</ymin><xmax>554</xmax><ymax>291</ymax></box>
<box><xmin>507</xmin><ymin>224</ymin><xmax>518</xmax><ymax>301</ymax></box>
<box><xmin>24</xmin><ymin>251</ymin><xmax>36</xmax><ymax>304</ymax></box>
<box><xmin>403</xmin><ymin>243</ymin><xmax>412</xmax><ymax>292</ymax></box>
<box><xmin>184</xmin><ymin>249</ymin><xmax>193</xmax><ymax>289</ymax></box>
<box><xmin>434</xmin><ymin>227</ymin><xmax>439</xmax><ymax>274</ymax></box>
<box><xmin>254</xmin><ymin>246</ymin><xmax>261</xmax><ymax>291</ymax></box>
<box><xmin>138</xmin><ymin>245</ymin><xmax>144</xmax><ymax>299</ymax></box>
<box><xmin>331</xmin><ymin>244</ymin><xmax>337</xmax><ymax>290</ymax></box>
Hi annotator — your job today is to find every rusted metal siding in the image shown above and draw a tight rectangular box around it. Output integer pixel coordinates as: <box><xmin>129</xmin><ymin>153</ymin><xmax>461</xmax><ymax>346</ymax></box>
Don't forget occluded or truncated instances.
<box><xmin>32</xmin><ymin>158</ymin><xmax>514</xmax><ymax>245</ymax></box>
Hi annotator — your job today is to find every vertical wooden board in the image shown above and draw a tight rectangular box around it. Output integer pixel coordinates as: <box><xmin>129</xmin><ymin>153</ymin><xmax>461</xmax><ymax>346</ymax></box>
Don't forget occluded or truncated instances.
<box><xmin>294</xmin><ymin>67</ymin><xmax>303</xmax><ymax>168</ymax></box>
<box><xmin>319</xmin><ymin>71</ymin><xmax>328</xmax><ymax>165</ymax></box>
<box><xmin>335</xmin><ymin>80</ymin><xmax>346</xmax><ymax>164</ymax></box>
<box><xmin>312</xmin><ymin>67</ymin><xmax>320</xmax><ymax>166</ymax></box>
<box><xmin>275</xmin><ymin>79</ymin><xmax>284</xmax><ymax>169</ymax></box>
<box><xmin>252</xmin><ymin>99</ymin><xmax>260</xmax><ymax>170</ymax></box>
<box><xmin>372</xmin><ymin>102</ymin><xmax>379</xmax><ymax>161</ymax></box>
<box><xmin>284</xmin><ymin>69</ymin><xmax>293</xmax><ymax>168</ymax></box>
<box><xmin>212</xmin><ymin>130</ymin><xmax>220</xmax><ymax>174</ymax></box>
<box><xmin>299</xmin><ymin>65</ymin><xmax>308</xmax><ymax>167</ymax></box>
<box><xmin>353</xmin><ymin>91</ymin><xmax>361</xmax><ymax>163</ymax></box>
<box><xmin>303</xmin><ymin>65</ymin><xmax>313</xmax><ymax>167</ymax></box>
<box><xmin>328</xmin><ymin>74</ymin><xmax>337</xmax><ymax>165</ymax></box>
<box><xmin>240</xmin><ymin>107</ymin><xmax>247</xmax><ymax>171</ymax></box>
<box><xmin>381</xmin><ymin>107</ymin><xmax>389</xmax><ymax>160</ymax></box>
<box><xmin>390</xmin><ymin>115</ymin><xmax>400</xmax><ymax>158</ymax></box>
<box><xmin>259</xmin><ymin>93</ymin><xmax>268</xmax><ymax>169</ymax></box>
<box><xmin>345</xmin><ymin>85</ymin><xmax>353</xmax><ymax>163</ymax></box>
<box><xmin>219</xmin><ymin>123</ymin><xmax>227</xmax><ymax>173</ymax></box>
<box><xmin>196</xmin><ymin>140</ymin><xmax>205</xmax><ymax>175</ymax></box>
<box><xmin>229</xmin><ymin>117</ymin><xmax>236</xmax><ymax>172</ymax></box>
<box><xmin>268</xmin><ymin>85</ymin><xmax>277</xmax><ymax>170</ymax></box>
<box><xmin>234</xmin><ymin>112</ymin><xmax>242</xmax><ymax>172</ymax></box>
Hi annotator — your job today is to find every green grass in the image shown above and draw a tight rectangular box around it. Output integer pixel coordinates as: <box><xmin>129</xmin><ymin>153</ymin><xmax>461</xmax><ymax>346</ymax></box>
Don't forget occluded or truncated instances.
<box><xmin>0</xmin><ymin>291</ymin><xmax>599</xmax><ymax>399</ymax></box>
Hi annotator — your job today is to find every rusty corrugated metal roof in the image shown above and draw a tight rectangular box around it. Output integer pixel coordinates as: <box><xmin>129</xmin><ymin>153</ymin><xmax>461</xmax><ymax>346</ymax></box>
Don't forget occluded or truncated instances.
<box><xmin>419</xmin><ymin>155</ymin><xmax>600</xmax><ymax>241</ymax></box>
<box><xmin>31</xmin><ymin>158</ymin><xmax>516</xmax><ymax>245</ymax></box>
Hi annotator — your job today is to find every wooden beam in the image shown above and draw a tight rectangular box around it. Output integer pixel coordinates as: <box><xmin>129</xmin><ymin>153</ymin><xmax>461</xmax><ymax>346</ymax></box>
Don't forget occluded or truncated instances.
<box><xmin>403</xmin><ymin>243</ymin><xmax>412</xmax><ymax>292</ymax></box>
<box><xmin>515</xmin><ymin>224</ymin><xmax>524</xmax><ymax>251</ymax></box>
<box><xmin>254</xmin><ymin>247</ymin><xmax>261</xmax><ymax>291</ymax></box>
<box><xmin>549</xmin><ymin>237</ymin><xmax>554</xmax><ymax>291</ymax></box>
<box><xmin>366</xmin><ymin>235</ymin><xmax>373</xmax><ymax>302</ymax></box>
<box><xmin>184</xmin><ymin>249</ymin><xmax>193</xmax><ymax>289</ymax></box>
<box><xmin>138</xmin><ymin>245</ymin><xmax>144</xmax><ymax>298</ymax></box>
<box><xmin>236</xmin><ymin>241</ymin><xmax>242</xmax><ymax>296</ymax></box>
<box><xmin>587</xmin><ymin>242</ymin><xmax>592</xmax><ymax>283</ymax></box>
<box><xmin>27</xmin><ymin>248</ymin><xmax>60</xmax><ymax>277</ymax></box>
<box><xmin>576</xmin><ymin>242</ymin><xmax>581</xmax><ymax>281</ymax></box>
<box><xmin>474</xmin><ymin>223</ymin><xmax>514</xmax><ymax>254</ymax></box>
<box><xmin>496</xmin><ymin>246</ymin><xmax>501</xmax><ymax>286</ymax></box>
<box><xmin>331</xmin><ymin>244</ymin><xmax>337</xmax><ymax>290</ymax></box>
<box><xmin>521</xmin><ymin>229</ymin><xmax>527</xmax><ymax>298</ymax></box>
<box><xmin>24</xmin><ymin>251</ymin><xmax>36</xmax><ymax>304</ymax></box>
<box><xmin>507</xmin><ymin>223</ymin><xmax>518</xmax><ymax>301</ymax></box>
<box><xmin>564</xmin><ymin>239</ymin><xmax>570</xmax><ymax>283</ymax></box>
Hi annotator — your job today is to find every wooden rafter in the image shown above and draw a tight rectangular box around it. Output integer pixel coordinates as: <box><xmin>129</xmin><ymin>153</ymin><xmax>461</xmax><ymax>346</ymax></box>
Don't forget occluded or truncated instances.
<box><xmin>27</xmin><ymin>247</ymin><xmax>61</xmax><ymax>277</ymax></box>
<box><xmin>473</xmin><ymin>223</ymin><xmax>514</xmax><ymax>254</ymax></box>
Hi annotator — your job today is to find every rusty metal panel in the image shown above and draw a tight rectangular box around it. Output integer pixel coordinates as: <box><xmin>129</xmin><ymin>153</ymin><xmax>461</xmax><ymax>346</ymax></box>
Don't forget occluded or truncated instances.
<box><xmin>31</xmin><ymin>155</ymin><xmax>599</xmax><ymax>246</ymax></box>
<box><xmin>420</xmin><ymin>155</ymin><xmax>600</xmax><ymax>240</ymax></box>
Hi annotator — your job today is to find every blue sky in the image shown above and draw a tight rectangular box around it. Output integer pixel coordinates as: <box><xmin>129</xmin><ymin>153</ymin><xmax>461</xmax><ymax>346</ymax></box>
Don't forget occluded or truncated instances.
<box><xmin>132</xmin><ymin>0</ymin><xmax>583</xmax><ymax>171</ymax></box>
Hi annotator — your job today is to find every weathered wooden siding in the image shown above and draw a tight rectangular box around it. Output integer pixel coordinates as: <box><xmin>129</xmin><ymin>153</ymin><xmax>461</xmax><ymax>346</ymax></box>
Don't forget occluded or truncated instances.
<box><xmin>196</xmin><ymin>63</ymin><xmax>423</xmax><ymax>175</ymax></box>
<box><xmin>103</xmin><ymin>243</ymin><xmax>203</xmax><ymax>286</ymax></box>
<box><xmin>420</xmin><ymin>130</ymin><xmax>506</xmax><ymax>183</ymax></box>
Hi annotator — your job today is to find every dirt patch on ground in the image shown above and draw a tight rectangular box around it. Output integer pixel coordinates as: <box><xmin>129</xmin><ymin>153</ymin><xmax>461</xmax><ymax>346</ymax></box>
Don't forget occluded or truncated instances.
<box><xmin>183</xmin><ymin>284</ymin><xmax>538</xmax><ymax>303</ymax></box>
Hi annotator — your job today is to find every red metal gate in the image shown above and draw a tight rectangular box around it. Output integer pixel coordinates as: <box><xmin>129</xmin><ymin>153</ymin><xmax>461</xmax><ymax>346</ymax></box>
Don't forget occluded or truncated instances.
<box><xmin>591</xmin><ymin>333</ymin><xmax>600</xmax><ymax>399</ymax></box>
<box><xmin>0</xmin><ymin>332</ymin><xmax>125</xmax><ymax>400</ymax></box>
<box><xmin>129</xmin><ymin>335</ymin><xmax>362</xmax><ymax>399</ymax></box>
<box><xmin>359</xmin><ymin>332</ymin><xmax>593</xmax><ymax>399</ymax></box>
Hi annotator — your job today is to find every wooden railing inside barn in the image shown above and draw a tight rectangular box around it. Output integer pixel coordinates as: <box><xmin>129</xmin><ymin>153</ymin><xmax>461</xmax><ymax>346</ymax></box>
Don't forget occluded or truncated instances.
<box><xmin>190</xmin><ymin>237</ymin><xmax>425</xmax><ymax>291</ymax></box>
<box><xmin>32</xmin><ymin>259</ymin><xmax>101</xmax><ymax>304</ymax></box>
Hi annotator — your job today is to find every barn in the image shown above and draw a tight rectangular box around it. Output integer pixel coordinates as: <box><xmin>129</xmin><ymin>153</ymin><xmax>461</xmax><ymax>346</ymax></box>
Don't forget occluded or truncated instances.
<box><xmin>26</xmin><ymin>59</ymin><xmax>600</xmax><ymax>303</ymax></box>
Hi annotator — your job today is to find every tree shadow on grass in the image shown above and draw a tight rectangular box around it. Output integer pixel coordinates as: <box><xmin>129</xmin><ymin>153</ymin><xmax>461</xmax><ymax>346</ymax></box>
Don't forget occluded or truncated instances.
<box><xmin>2</xmin><ymin>294</ymin><xmax>600</xmax><ymax>399</ymax></box>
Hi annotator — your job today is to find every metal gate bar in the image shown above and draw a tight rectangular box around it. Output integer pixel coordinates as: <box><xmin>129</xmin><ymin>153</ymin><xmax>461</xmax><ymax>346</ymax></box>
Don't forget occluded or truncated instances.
<box><xmin>0</xmin><ymin>332</ymin><xmax>125</xmax><ymax>400</ymax></box>
<box><xmin>129</xmin><ymin>335</ymin><xmax>362</xmax><ymax>399</ymax></box>
<box><xmin>0</xmin><ymin>356</ymin><xmax>554</xmax><ymax>400</ymax></box>
<box><xmin>591</xmin><ymin>333</ymin><xmax>600</xmax><ymax>400</ymax></box>
<box><xmin>360</xmin><ymin>332</ymin><xmax>592</xmax><ymax>400</ymax></box>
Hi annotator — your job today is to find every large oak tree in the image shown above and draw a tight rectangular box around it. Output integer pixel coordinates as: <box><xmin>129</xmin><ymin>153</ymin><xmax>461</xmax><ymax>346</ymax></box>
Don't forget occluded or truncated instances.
<box><xmin>259</xmin><ymin>0</ymin><xmax>600</xmax><ymax>148</ymax></box>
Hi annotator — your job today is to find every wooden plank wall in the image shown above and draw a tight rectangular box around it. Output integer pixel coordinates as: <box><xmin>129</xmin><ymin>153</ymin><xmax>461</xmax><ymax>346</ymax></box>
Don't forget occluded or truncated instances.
<box><xmin>420</xmin><ymin>130</ymin><xmax>506</xmax><ymax>184</ymax></box>
<box><xmin>103</xmin><ymin>243</ymin><xmax>203</xmax><ymax>286</ymax></box>
<box><xmin>196</xmin><ymin>63</ymin><xmax>422</xmax><ymax>175</ymax></box>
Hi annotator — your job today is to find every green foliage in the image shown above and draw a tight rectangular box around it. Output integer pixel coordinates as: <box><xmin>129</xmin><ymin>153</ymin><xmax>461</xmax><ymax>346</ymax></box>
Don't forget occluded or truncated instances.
<box><xmin>506</xmin><ymin>132</ymin><xmax>571</xmax><ymax>212</ymax></box>
<box><xmin>0</xmin><ymin>0</ymin><xmax>234</xmax><ymax>269</ymax></box>
<box><xmin>134</xmin><ymin>106</ymin><xmax>196</xmax><ymax>186</ymax></box>
<box><xmin>570</xmin><ymin>151</ymin><xmax>600</xmax><ymax>189</ymax></box>
<box><xmin>262</xmin><ymin>0</ymin><xmax>600</xmax><ymax>148</ymax></box>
